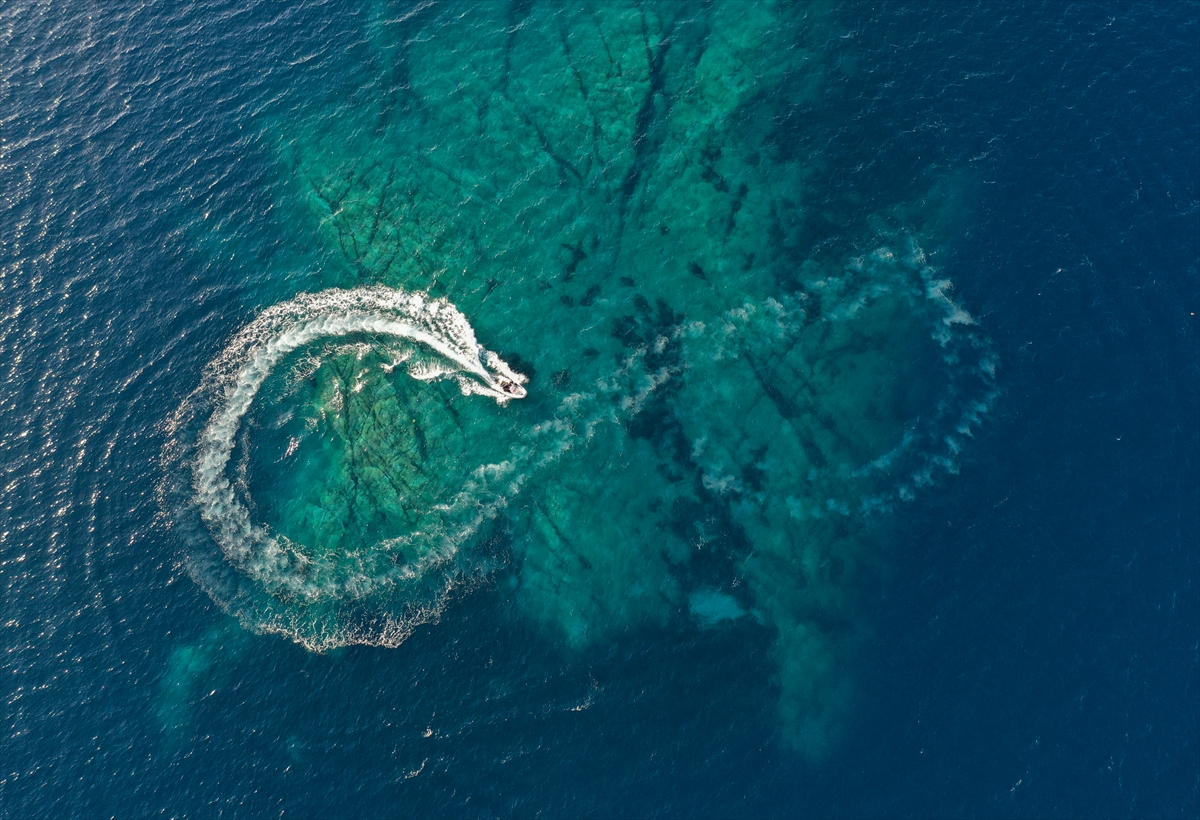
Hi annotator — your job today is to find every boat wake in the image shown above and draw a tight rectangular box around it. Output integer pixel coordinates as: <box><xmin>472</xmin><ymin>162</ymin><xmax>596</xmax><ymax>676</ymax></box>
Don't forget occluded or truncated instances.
<box><xmin>161</xmin><ymin>286</ymin><xmax>529</xmax><ymax>649</ymax></box>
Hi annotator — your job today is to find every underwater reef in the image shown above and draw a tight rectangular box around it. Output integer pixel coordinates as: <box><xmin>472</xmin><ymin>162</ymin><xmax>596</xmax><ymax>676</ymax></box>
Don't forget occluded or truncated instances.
<box><xmin>166</xmin><ymin>0</ymin><xmax>996</xmax><ymax>759</ymax></box>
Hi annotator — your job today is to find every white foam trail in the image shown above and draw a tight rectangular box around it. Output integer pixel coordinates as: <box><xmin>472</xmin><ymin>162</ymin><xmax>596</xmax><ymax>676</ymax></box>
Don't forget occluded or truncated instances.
<box><xmin>163</xmin><ymin>284</ymin><xmax>678</xmax><ymax>649</ymax></box>
<box><xmin>680</xmin><ymin>236</ymin><xmax>996</xmax><ymax>519</ymax></box>
<box><xmin>190</xmin><ymin>286</ymin><xmax>526</xmax><ymax>593</ymax></box>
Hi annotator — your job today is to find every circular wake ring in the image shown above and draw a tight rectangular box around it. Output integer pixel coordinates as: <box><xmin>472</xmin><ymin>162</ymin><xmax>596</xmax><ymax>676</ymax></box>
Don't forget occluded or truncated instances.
<box><xmin>175</xmin><ymin>286</ymin><xmax>526</xmax><ymax>613</ymax></box>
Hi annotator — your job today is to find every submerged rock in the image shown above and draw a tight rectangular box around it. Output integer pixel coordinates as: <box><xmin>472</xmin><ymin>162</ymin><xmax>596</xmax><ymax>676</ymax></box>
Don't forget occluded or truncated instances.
<box><xmin>173</xmin><ymin>0</ymin><xmax>996</xmax><ymax>760</ymax></box>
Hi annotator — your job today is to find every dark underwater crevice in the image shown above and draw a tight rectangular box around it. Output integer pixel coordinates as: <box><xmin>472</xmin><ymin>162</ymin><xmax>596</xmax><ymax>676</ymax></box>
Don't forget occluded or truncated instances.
<box><xmin>616</xmin><ymin>6</ymin><xmax>676</xmax><ymax>225</ymax></box>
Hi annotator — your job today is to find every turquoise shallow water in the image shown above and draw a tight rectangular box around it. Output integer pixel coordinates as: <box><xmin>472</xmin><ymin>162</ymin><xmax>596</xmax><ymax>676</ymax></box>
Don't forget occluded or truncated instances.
<box><xmin>162</xmin><ymin>1</ymin><xmax>998</xmax><ymax>760</ymax></box>
<box><xmin>1</xmin><ymin>1</ymin><xmax>1196</xmax><ymax>816</ymax></box>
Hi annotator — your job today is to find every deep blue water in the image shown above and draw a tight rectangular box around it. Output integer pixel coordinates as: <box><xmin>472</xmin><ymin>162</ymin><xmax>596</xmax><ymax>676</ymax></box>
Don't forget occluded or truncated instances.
<box><xmin>1</xmin><ymin>2</ymin><xmax>1196</xmax><ymax>817</ymax></box>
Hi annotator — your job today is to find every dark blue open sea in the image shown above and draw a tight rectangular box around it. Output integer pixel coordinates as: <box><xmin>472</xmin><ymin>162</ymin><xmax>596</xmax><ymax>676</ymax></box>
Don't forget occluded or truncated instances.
<box><xmin>1</xmin><ymin>2</ymin><xmax>1196</xmax><ymax>817</ymax></box>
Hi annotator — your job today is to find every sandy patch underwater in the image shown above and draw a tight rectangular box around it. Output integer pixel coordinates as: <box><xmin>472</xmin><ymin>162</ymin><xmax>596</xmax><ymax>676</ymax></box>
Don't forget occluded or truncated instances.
<box><xmin>162</xmin><ymin>0</ymin><xmax>996</xmax><ymax>759</ymax></box>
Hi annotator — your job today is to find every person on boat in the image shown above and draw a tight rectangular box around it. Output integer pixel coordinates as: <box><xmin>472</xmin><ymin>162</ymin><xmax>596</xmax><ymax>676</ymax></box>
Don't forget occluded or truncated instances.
<box><xmin>496</xmin><ymin>377</ymin><xmax>525</xmax><ymax>397</ymax></box>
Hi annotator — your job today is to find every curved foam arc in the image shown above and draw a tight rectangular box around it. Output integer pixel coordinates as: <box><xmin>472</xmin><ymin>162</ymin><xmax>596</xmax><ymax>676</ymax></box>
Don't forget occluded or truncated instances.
<box><xmin>163</xmin><ymin>283</ymin><xmax>678</xmax><ymax>649</ymax></box>
<box><xmin>683</xmin><ymin>238</ymin><xmax>995</xmax><ymax>511</ymax></box>
<box><xmin>191</xmin><ymin>286</ymin><xmax>526</xmax><ymax>597</ymax></box>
